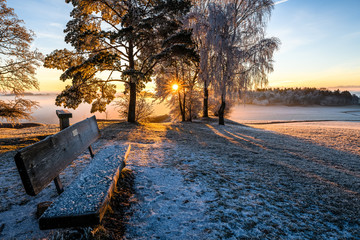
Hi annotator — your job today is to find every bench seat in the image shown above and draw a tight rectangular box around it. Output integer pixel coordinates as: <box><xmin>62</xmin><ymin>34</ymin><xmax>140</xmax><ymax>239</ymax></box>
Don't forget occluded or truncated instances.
<box><xmin>39</xmin><ymin>144</ymin><xmax>131</xmax><ymax>230</ymax></box>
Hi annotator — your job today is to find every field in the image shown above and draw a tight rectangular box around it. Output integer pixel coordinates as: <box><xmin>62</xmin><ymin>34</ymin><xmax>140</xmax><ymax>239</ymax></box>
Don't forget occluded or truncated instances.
<box><xmin>248</xmin><ymin>121</ymin><xmax>360</xmax><ymax>156</ymax></box>
<box><xmin>0</xmin><ymin>117</ymin><xmax>360</xmax><ymax>239</ymax></box>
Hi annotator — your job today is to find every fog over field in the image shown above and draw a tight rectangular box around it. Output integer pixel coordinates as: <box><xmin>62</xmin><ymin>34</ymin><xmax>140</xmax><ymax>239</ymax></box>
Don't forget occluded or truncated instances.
<box><xmin>0</xmin><ymin>94</ymin><xmax>169</xmax><ymax>124</ymax></box>
<box><xmin>2</xmin><ymin>93</ymin><xmax>360</xmax><ymax>124</ymax></box>
<box><xmin>229</xmin><ymin>104</ymin><xmax>360</xmax><ymax>123</ymax></box>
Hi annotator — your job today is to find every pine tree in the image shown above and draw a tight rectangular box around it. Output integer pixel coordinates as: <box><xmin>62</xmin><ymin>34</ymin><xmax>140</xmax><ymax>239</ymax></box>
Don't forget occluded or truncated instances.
<box><xmin>45</xmin><ymin>0</ymin><xmax>191</xmax><ymax>122</ymax></box>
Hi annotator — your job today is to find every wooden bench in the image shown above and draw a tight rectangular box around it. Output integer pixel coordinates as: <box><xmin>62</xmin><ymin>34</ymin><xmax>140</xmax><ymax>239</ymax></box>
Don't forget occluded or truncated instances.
<box><xmin>14</xmin><ymin>115</ymin><xmax>130</xmax><ymax>229</ymax></box>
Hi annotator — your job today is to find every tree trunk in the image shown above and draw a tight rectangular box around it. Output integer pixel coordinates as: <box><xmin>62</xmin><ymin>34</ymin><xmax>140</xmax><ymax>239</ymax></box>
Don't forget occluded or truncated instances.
<box><xmin>218</xmin><ymin>95</ymin><xmax>226</xmax><ymax>125</ymax></box>
<box><xmin>203</xmin><ymin>83</ymin><xmax>209</xmax><ymax>118</ymax></box>
<box><xmin>127</xmin><ymin>40</ymin><xmax>136</xmax><ymax>123</ymax></box>
<box><xmin>128</xmin><ymin>80</ymin><xmax>137</xmax><ymax>123</ymax></box>
<box><xmin>181</xmin><ymin>110</ymin><xmax>186</xmax><ymax>121</ymax></box>
<box><xmin>182</xmin><ymin>93</ymin><xmax>186</xmax><ymax>121</ymax></box>
<box><xmin>189</xmin><ymin>98</ymin><xmax>192</xmax><ymax>122</ymax></box>
<box><xmin>178</xmin><ymin>91</ymin><xmax>185</xmax><ymax>122</ymax></box>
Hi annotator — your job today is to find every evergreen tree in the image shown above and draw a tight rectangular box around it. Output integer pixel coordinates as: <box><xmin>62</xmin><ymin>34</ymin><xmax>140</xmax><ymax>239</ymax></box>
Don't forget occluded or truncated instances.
<box><xmin>45</xmin><ymin>0</ymin><xmax>191</xmax><ymax>122</ymax></box>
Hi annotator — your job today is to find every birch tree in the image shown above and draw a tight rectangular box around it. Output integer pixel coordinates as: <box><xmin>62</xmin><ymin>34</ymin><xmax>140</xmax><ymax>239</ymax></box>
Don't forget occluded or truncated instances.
<box><xmin>206</xmin><ymin>0</ymin><xmax>279</xmax><ymax>125</ymax></box>
<box><xmin>0</xmin><ymin>0</ymin><xmax>43</xmax><ymax>122</ymax></box>
<box><xmin>45</xmin><ymin>0</ymin><xmax>191</xmax><ymax>123</ymax></box>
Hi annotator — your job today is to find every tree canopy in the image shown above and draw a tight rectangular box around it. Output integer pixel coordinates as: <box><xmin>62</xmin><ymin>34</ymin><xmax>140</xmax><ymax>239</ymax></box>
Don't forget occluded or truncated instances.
<box><xmin>154</xmin><ymin>29</ymin><xmax>200</xmax><ymax>121</ymax></box>
<box><xmin>186</xmin><ymin>0</ymin><xmax>280</xmax><ymax>124</ymax></box>
<box><xmin>45</xmin><ymin>0</ymin><xmax>192</xmax><ymax>122</ymax></box>
<box><xmin>43</xmin><ymin>0</ymin><xmax>279</xmax><ymax>124</ymax></box>
<box><xmin>0</xmin><ymin>0</ymin><xmax>43</xmax><ymax>122</ymax></box>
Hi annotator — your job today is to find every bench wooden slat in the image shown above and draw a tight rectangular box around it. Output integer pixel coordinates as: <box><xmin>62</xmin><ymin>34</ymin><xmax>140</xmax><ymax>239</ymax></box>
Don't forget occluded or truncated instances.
<box><xmin>39</xmin><ymin>144</ymin><xmax>131</xmax><ymax>229</ymax></box>
<box><xmin>14</xmin><ymin>116</ymin><xmax>100</xmax><ymax>196</ymax></box>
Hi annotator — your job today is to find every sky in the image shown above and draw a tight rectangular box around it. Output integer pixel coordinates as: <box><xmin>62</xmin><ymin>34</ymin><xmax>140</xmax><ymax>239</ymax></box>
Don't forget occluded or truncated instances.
<box><xmin>5</xmin><ymin>0</ymin><xmax>360</xmax><ymax>92</ymax></box>
<box><xmin>267</xmin><ymin>0</ymin><xmax>360</xmax><ymax>89</ymax></box>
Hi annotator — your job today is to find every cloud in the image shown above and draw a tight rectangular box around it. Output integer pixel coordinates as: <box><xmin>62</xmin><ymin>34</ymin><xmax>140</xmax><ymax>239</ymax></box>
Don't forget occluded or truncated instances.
<box><xmin>37</xmin><ymin>32</ymin><xmax>64</xmax><ymax>40</ymax></box>
<box><xmin>49</xmin><ymin>22</ymin><xmax>64</xmax><ymax>29</ymax></box>
<box><xmin>274</xmin><ymin>0</ymin><xmax>289</xmax><ymax>5</ymax></box>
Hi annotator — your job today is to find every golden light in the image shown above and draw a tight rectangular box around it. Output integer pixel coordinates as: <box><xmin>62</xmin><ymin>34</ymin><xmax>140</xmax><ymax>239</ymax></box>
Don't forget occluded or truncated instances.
<box><xmin>172</xmin><ymin>83</ymin><xmax>179</xmax><ymax>91</ymax></box>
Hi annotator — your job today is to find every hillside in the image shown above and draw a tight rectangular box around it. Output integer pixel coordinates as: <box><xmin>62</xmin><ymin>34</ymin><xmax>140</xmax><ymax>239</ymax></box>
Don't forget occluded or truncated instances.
<box><xmin>243</xmin><ymin>88</ymin><xmax>359</xmax><ymax>106</ymax></box>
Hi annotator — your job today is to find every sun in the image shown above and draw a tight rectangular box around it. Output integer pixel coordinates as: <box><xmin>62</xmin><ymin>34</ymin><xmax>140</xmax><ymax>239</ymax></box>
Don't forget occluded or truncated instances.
<box><xmin>172</xmin><ymin>83</ymin><xmax>179</xmax><ymax>91</ymax></box>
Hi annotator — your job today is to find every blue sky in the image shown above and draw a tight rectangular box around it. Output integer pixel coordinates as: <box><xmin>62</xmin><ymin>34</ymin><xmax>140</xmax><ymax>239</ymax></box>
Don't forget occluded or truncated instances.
<box><xmin>268</xmin><ymin>0</ymin><xmax>360</xmax><ymax>89</ymax></box>
<box><xmin>7</xmin><ymin>0</ymin><xmax>72</xmax><ymax>53</ymax></box>
<box><xmin>6</xmin><ymin>0</ymin><xmax>360</xmax><ymax>91</ymax></box>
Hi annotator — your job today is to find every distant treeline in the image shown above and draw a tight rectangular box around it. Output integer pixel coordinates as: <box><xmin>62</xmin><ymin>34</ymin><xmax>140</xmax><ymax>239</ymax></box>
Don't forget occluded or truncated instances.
<box><xmin>243</xmin><ymin>88</ymin><xmax>360</xmax><ymax>106</ymax></box>
<box><xmin>1</xmin><ymin>92</ymin><xmax>51</xmax><ymax>96</ymax></box>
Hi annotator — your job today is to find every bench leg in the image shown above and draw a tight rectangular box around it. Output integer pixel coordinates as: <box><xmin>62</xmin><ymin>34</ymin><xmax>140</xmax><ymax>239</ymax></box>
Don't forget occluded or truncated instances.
<box><xmin>88</xmin><ymin>145</ymin><xmax>94</xmax><ymax>158</ymax></box>
<box><xmin>53</xmin><ymin>176</ymin><xmax>64</xmax><ymax>195</ymax></box>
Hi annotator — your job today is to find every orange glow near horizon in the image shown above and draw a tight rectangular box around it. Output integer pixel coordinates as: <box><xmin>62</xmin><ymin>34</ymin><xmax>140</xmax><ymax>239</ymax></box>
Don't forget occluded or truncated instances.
<box><xmin>35</xmin><ymin>66</ymin><xmax>360</xmax><ymax>94</ymax></box>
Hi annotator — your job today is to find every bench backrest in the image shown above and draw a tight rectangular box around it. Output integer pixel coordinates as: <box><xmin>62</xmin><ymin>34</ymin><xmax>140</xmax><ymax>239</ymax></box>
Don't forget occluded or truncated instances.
<box><xmin>14</xmin><ymin>116</ymin><xmax>100</xmax><ymax>196</ymax></box>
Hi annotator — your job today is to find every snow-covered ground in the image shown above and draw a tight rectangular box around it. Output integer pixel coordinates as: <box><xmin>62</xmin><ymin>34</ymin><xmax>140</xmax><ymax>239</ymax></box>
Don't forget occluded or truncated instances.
<box><xmin>1</xmin><ymin>119</ymin><xmax>360</xmax><ymax>239</ymax></box>
<box><xmin>107</xmin><ymin>120</ymin><xmax>360</xmax><ymax>239</ymax></box>
<box><xmin>248</xmin><ymin>121</ymin><xmax>360</xmax><ymax>156</ymax></box>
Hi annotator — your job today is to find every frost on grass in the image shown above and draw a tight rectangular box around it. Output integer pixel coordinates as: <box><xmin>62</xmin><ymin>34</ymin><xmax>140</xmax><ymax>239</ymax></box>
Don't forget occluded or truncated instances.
<box><xmin>1</xmin><ymin>121</ymin><xmax>360</xmax><ymax>239</ymax></box>
<box><xmin>249</xmin><ymin>121</ymin><xmax>360</xmax><ymax>156</ymax></box>
<box><xmin>117</xmin><ymin>121</ymin><xmax>360</xmax><ymax>239</ymax></box>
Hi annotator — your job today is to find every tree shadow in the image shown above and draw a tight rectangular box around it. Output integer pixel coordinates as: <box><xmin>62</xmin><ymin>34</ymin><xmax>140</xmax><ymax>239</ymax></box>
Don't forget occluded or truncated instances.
<box><xmin>161</xmin><ymin>120</ymin><xmax>360</xmax><ymax>235</ymax></box>
<box><xmin>203</xmin><ymin>122</ymin><xmax>360</xmax><ymax>195</ymax></box>
<box><xmin>49</xmin><ymin>120</ymin><xmax>360</xmax><ymax>238</ymax></box>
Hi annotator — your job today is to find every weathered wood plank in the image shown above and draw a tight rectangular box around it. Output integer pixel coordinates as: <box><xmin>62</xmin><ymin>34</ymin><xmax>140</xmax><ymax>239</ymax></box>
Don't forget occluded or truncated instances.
<box><xmin>53</xmin><ymin>176</ymin><xmax>64</xmax><ymax>195</ymax></box>
<box><xmin>56</xmin><ymin>110</ymin><xmax>73</xmax><ymax>119</ymax></box>
<box><xmin>56</xmin><ymin>110</ymin><xmax>72</xmax><ymax>130</ymax></box>
<box><xmin>39</xmin><ymin>144</ymin><xmax>131</xmax><ymax>229</ymax></box>
<box><xmin>14</xmin><ymin>116</ymin><xmax>100</xmax><ymax>196</ymax></box>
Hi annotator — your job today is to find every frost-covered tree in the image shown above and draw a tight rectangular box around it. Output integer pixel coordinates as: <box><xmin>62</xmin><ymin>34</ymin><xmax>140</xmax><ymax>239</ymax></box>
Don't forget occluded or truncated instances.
<box><xmin>0</xmin><ymin>0</ymin><xmax>43</xmax><ymax>122</ymax></box>
<box><xmin>185</xmin><ymin>0</ymin><xmax>213</xmax><ymax>118</ymax></box>
<box><xmin>45</xmin><ymin>0</ymin><xmax>191</xmax><ymax>123</ymax></box>
<box><xmin>204</xmin><ymin>0</ymin><xmax>279</xmax><ymax>125</ymax></box>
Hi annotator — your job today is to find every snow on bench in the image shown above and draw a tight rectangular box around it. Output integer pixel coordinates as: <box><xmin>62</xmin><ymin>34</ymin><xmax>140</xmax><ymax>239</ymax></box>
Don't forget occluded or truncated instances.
<box><xmin>14</xmin><ymin>115</ymin><xmax>131</xmax><ymax>229</ymax></box>
<box><xmin>39</xmin><ymin>144</ymin><xmax>130</xmax><ymax>229</ymax></box>
<box><xmin>14</xmin><ymin>116</ymin><xmax>101</xmax><ymax>196</ymax></box>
